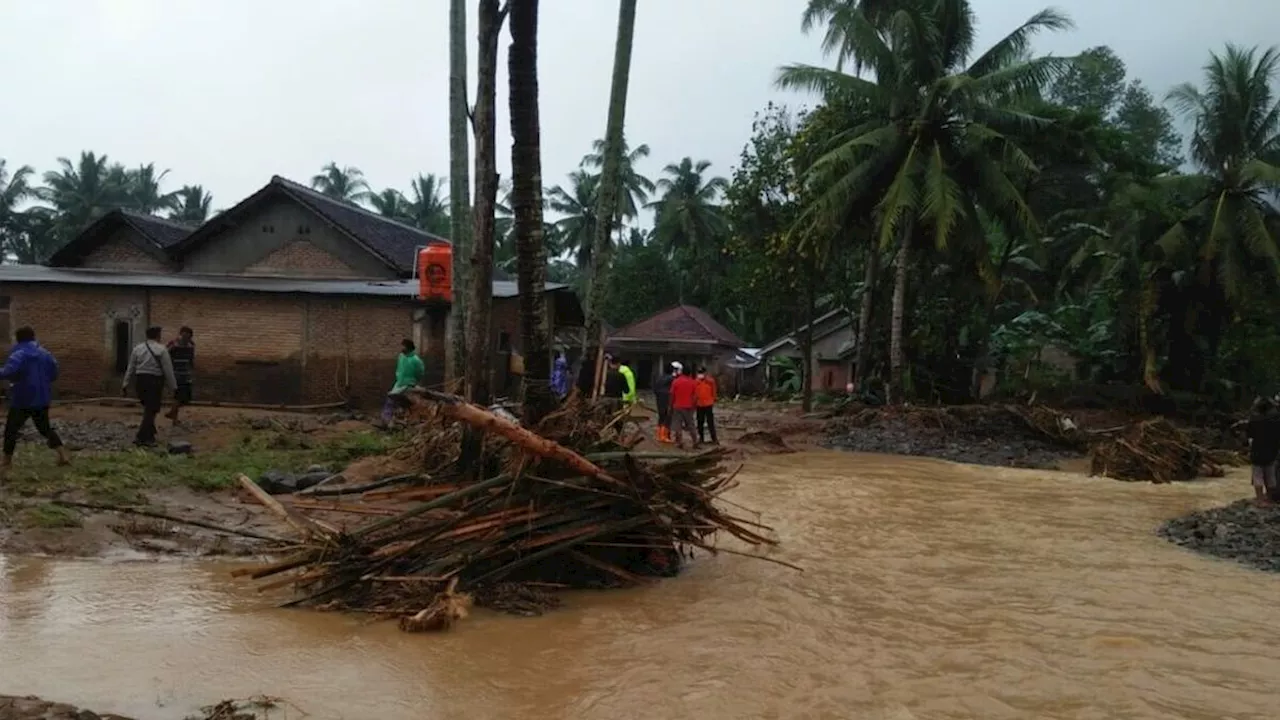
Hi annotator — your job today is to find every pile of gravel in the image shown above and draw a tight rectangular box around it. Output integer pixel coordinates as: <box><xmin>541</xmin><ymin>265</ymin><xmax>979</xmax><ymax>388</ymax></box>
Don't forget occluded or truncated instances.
<box><xmin>825</xmin><ymin>414</ymin><xmax>1078</xmax><ymax>469</ymax></box>
<box><xmin>1158</xmin><ymin>500</ymin><xmax>1280</xmax><ymax>572</ymax></box>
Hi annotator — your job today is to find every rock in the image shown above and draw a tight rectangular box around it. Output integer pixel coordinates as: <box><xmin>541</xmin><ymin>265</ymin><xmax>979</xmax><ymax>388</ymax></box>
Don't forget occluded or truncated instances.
<box><xmin>293</xmin><ymin>470</ymin><xmax>332</xmax><ymax>491</ymax></box>
<box><xmin>305</xmin><ymin>464</ymin><xmax>332</xmax><ymax>474</ymax></box>
<box><xmin>249</xmin><ymin>417</ymin><xmax>273</xmax><ymax>430</ymax></box>
<box><xmin>167</xmin><ymin>440</ymin><xmax>193</xmax><ymax>455</ymax></box>
<box><xmin>255</xmin><ymin>469</ymin><xmax>296</xmax><ymax>495</ymax></box>
<box><xmin>1159</xmin><ymin>499</ymin><xmax>1280</xmax><ymax>572</ymax></box>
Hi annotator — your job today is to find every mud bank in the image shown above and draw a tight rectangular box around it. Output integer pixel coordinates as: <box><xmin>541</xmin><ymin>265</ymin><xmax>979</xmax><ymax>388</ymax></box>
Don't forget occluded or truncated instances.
<box><xmin>0</xmin><ymin>695</ymin><xmax>134</xmax><ymax>720</ymax></box>
<box><xmin>1158</xmin><ymin>500</ymin><xmax>1280</xmax><ymax>572</ymax></box>
<box><xmin>823</xmin><ymin>405</ymin><xmax>1083</xmax><ymax>469</ymax></box>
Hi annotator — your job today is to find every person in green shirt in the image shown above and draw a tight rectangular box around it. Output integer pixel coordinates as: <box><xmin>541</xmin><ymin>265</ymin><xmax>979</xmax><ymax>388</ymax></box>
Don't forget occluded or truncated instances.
<box><xmin>383</xmin><ymin>339</ymin><xmax>425</xmax><ymax>426</ymax></box>
<box><xmin>617</xmin><ymin>357</ymin><xmax>637</xmax><ymax>405</ymax></box>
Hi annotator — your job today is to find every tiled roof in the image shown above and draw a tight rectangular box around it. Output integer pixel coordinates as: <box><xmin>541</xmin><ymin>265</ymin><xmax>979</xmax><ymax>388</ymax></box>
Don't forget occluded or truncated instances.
<box><xmin>46</xmin><ymin>209</ymin><xmax>195</xmax><ymax>267</ymax></box>
<box><xmin>610</xmin><ymin>305</ymin><xmax>744</xmax><ymax>347</ymax></box>
<box><xmin>270</xmin><ymin>176</ymin><xmax>449</xmax><ymax>273</ymax></box>
<box><xmin>171</xmin><ymin>176</ymin><xmax>448</xmax><ymax>275</ymax></box>
<box><xmin>118</xmin><ymin>210</ymin><xmax>194</xmax><ymax>249</ymax></box>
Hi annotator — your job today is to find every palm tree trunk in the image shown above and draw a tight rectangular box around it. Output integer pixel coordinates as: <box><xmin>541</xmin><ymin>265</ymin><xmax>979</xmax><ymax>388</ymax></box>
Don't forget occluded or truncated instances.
<box><xmin>508</xmin><ymin>0</ymin><xmax>553</xmax><ymax>425</ymax></box>
<box><xmin>465</xmin><ymin>0</ymin><xmax>504</xmax><ymax>409</ymax></box>
<box><xmin>852</xmin><ymin>246</ymin><xmax>878</xmax><ymax>393</ymax></box>
<box><xmin>447</xmin><ymin>0</ymin><xmax>472</xmax><ymax>385</ymax></box>
<box><xmin>578</xmin><ymin>0</ymin><xmax>637</xmax><ymax>394</ymax></box>
<box><xmin>889</xmin><ymin>222</ymin><xmax>912</xmax><ymax>403</ymax></box>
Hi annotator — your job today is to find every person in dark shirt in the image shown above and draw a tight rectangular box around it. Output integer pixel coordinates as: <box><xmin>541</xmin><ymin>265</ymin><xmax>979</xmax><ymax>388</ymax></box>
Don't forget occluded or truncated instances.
<box><xmin>165</xmin><ymin>326</ymin><xmax>195</xmax><ymax>425</ymax></box>
<box><xmin>653</xmin><ymin>361</ymin><xmax>679</xmax><ymax>444</ymax></box>
<box><xmin>601</xmin><ymin>355</ymin><xmax>627</xmax><ymax>413</ymax></box>
<box><xmin>1246</xmin><ymin>396</ymin><xmax>1280</xmax><ymax>505</ymax></box>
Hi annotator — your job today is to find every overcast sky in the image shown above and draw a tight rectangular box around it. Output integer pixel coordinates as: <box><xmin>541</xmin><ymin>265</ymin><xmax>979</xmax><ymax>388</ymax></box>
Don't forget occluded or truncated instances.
<box><xmin>3</xmin><ymin>0</ymin><xmax>1279</xmax><ymax>222</ymax></box>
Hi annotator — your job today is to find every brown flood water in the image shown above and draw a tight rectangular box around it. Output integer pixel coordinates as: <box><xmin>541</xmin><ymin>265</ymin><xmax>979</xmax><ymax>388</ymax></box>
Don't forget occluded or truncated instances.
<box><xmin>2</xmin><ymin>450</ymin><xmax>1279</xmax><ymax>720</ymax></box>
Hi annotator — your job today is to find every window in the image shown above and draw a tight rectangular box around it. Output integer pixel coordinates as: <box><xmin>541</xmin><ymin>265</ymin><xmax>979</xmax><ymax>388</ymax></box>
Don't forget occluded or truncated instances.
<box><xmin>113</xmin><ymin>320</ymin><xmax>132</xmax><ymax>374</ymax></box>
<box><xmin>825</xmin><ymin>370</ymin><xmax>833</xmax><ymax>388</ymax></box>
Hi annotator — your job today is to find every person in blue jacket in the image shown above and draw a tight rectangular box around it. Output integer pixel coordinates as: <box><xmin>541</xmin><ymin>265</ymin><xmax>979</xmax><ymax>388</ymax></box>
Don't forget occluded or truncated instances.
<box><xmin>0</xmin><ymin>326</ymin><xmax>70</xmax><ymax>477</ymax></box>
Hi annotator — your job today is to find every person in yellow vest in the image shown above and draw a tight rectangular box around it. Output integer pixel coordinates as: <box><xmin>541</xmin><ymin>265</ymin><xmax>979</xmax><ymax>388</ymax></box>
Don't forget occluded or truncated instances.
<box><xmin>617</xmin><ymin>357</ymin><xmax>637</xmax><ymax>405</ymax></box>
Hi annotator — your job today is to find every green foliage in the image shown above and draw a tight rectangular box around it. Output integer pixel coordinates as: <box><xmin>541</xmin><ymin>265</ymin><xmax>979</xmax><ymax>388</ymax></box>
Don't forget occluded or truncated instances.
<box><xmin>599</xmin><ymin>241</ymin><xmax>680</xmax><ymax>327</ymax></box>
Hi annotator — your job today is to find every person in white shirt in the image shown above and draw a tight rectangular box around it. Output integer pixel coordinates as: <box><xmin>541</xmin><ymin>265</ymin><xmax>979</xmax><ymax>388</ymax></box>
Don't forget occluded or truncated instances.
<box><xmin>122</xmin><ymin>326</ymin><xmax>176</xmax><ymax>447</ymax></box>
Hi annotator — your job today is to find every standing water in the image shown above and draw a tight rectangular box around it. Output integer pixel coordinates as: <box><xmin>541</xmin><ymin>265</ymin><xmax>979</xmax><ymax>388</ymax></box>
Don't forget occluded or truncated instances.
<box><xmin>2</xmin><ymin>451</ymin><xmax>1278</xmax><ymax>719</ymax></box>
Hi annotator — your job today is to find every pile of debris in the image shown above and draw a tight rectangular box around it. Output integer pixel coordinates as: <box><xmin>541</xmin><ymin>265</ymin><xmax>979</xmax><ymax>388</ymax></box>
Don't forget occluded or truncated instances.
<box><xmin>235</xmin><ymin>390</ymin><xmax>779</xmax><ymax>630</ymax></box>
<box><xmin>1088</xmin><ymin>418</ymin><xmax>1230</xmax><ymax>483</ymax></box>
<box><xmin>826</xmin><ymin>402</ymin><xmax>1243</xmax><ymax>482</ymax></box>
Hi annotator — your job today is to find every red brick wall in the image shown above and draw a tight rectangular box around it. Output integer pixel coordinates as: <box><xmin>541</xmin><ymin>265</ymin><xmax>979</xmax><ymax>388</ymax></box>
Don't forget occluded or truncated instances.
<box><xmin>78</xmin><ymin>229</ymin><xmax>170</xmax><ymax>273</ymax></box>
<box><xmin>0</xmin><ymin>282</ymin><xmax>450</xmax><ymax>409</ymax></box>
<box><xmin>1</xmin><ymin>284</ymin><xmax>141</xmax><ymax>397</ymax></box>
<box><xmin>243</xmin><ymin>240</ymin><xmax>365</xmax><ymax>278</ymax></box>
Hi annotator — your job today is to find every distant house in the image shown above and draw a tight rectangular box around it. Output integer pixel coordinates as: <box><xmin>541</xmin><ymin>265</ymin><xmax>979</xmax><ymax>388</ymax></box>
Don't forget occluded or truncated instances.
<box><xmin>0</xmin><ymin>176</ymin><xmax>581</xmax><ymax>408</ymax></box>
<box><xmin>758</xmin><ymin>309</ymin><xmax>858</xmax><ymax>391</ymax></box>
<box><xmin>605</xmin><ymin>305</ymin><xmax>746</xmax><ymax>391</ymax></box>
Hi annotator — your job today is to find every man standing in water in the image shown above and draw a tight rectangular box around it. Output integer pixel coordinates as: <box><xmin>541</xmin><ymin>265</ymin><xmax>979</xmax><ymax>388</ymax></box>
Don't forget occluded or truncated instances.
<box><xmin>123</xmin><ymin>326</ymin><xmax>176</xmax><ymax>447</ymax></box>
<box><xmin>0</xmin><ymin>327</ymin><xmax>70</xmax><ymax>478</ymax></box>
<box><xmin>165</xmin><ymin>326</ymin><xmax>195</xmax><ymax>425</ymax></box>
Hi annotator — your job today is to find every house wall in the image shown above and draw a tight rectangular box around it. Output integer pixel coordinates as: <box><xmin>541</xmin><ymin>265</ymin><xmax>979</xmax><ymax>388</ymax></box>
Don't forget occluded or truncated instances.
<box><xmin>77</xmin><ymin>227</ymin><xmax>170</xmax><ymax>273</ymax></box>
<box><xmin>180</xmin><ymin>197</ymin><xmax>395</xmax><ymax>279</ymax></box>
<box><xmin>762</xmin><ymin>322</ymin><xmax>856</xmax><ymax>393</ymax></box>
<box><xmin>0</xmin><ymin>281</ymin><xmax>453</xmax><ymax>408</ymax></box>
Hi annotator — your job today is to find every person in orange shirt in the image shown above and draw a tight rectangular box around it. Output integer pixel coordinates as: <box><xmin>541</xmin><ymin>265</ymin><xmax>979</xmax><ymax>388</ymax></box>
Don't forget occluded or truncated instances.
<box><xmin>694</xmin><ymin>366</ymin><xmax>719</xmax><ymax>445</ymax></box>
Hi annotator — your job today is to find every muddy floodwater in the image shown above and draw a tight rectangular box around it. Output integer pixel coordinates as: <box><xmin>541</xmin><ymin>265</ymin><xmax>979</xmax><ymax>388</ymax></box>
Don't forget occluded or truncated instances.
<box><xmin>3</xmin><ymin>451</ymin><xmax>1279</xmax><ymax>719</ymax></box>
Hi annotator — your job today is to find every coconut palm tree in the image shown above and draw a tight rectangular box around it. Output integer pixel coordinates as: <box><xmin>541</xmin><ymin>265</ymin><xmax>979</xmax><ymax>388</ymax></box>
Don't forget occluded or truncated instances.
<box><xmin>0</xmin><ymin>159</ymin><xmax>35</xmax><ymax>234</ymax></box>
<box><xmin>648</xmin><ymin>157</ymin><xmax>729</xmax><ymax>255</ymax></box>
<box><xmin>169</xmin><ymin>185</ymin><xmax>214</xmax><ymax>226</ymax></box>
<box><xmin>448</xmin><ymin>0</ymin><xmax>472</xmax><ymax>384</ymax></box>
<box><xmin>5</xmin><ymin>207</ymin><xmax>60</xmax><ymax>264</ymax></box>
<box><xmin>125</xmin><ymin>163</ymin><xmax>177</xmax><ymax>214</ymax></box>
<box><xmin>582</xmin><ymin>137</ymin><xmax>655</xmax><ymax>226</ymax></box>
<box><xmin>38</xmin><ymin>151</ymin><xmax>130</xmax><ymax>238</ymax></box>
<box><xmin>508</xmin><ymin>0</ymin><xmax>554</xmax><ymax>422</ymax></box>
<box><xmin>311</xmin><ymin>163</ymin><xmax>370</xmax><ymax>203</ymax></box>
<box><xmin>776</xmin><ymin>0</ymin><xmax>1074</xmax><ymax>399</ymax></box>
<box><xmin>368</xmin><ymin>188</ymin><xmax>413</xmax><ymax>222</ymax></box>
<box><xmin>405</xmin><ymin>174</ymin><xmax>450</xmax><ymax>235</ymax></box>
<box><xmin>582</xmin><ymin>0</ymin><xmax>638</xmax><ymax>394</ymax></box>
<box><xmin>1161</xmin><ymin>45</ymin><xmax>1280</xmax><ymax>305</ymax></box>
<box><xmin>547</xmin><ymin>169</ymin><xmax>601</xmax><ymax>268</ymax></box>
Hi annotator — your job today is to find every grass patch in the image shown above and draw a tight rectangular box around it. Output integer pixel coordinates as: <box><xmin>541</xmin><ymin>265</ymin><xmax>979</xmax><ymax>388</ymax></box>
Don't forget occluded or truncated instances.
<box><xmin>0</xmin><ymin>428</ymin><xmax>402</xmax><ymax>503</ymax></box>
<box><xmin>18</xmin><ymin>502</ymin><xmax>83</xmax><ymax>528</ymax></box>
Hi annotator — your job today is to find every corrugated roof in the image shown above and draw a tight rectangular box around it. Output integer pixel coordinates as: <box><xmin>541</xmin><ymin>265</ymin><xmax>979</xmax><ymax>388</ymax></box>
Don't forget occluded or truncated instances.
<box><xmin>0</xmin><ymin>265</ymin><xmax>565</xmax><ymax>300</ymax></box>
<box><xmin>610</xmin><ymin>305</ymin><xmax>744</xmax><ymax>347</ymax></box>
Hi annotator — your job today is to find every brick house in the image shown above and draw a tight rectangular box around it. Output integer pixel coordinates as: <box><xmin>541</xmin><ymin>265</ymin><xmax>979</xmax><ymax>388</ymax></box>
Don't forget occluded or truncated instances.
<box><xmin>605</xmin><ymin>305</ymin><xmax>746</xmax><ymax>392</ymax></box>
<box><xmin>0</xmin><ymin>176</ymin><xmax>580</xmax><ymax>408</ymax></box>
<box><xmin>757</xmin><ymin>309</ymin><xmax>857</xmax><ymax>392</ymax></box>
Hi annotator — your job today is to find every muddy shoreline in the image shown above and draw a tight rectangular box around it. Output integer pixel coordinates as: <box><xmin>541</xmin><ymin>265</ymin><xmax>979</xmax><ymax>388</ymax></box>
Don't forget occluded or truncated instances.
<box><xmin>1158</xmin><ymin>500</ymin><xmax>1280</xmax><ymax>572</ymax></box>
<box><xmin>0</xmin><ymin>695</ymin><xmax>134</xmax><ymax>720</ymax></box>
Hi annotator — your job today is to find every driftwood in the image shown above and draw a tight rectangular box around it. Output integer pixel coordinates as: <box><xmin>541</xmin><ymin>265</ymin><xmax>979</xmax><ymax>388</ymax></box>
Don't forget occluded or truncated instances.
<box><xmin>240</xmin><ymin>390</ymin><xmax>783</xmax><ymax>630</ymax></box>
